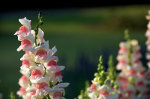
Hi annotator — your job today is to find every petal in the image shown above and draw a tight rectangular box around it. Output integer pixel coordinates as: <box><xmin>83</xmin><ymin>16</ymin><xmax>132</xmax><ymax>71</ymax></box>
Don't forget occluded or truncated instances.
<box><xmin>19</xmin><ymin>17</ymin><xmax>31</xmax><ymax>30</ymax></box>
<box><xmin>17</xmin><ymin>45</ymin><xmax>23</xmax><ymax>51</ymax></box>
<box><xmin>51</xmin><ymin>46</ymin><xmax>57</xmax><ymax>55</ymax></box>
<box><xmin>57</xmin><ymin>83</ymin><xmax>69</xmax><ymax>88</ymax></box>
<box><xmin>38</xmin><ymin>28</ymin><xmax>44</xmax><ymax>39</ymax></box>
<box><xmin>57</xmin><ymin>66</ymin><xmax>65</xmax><ymax>71</ymax></box>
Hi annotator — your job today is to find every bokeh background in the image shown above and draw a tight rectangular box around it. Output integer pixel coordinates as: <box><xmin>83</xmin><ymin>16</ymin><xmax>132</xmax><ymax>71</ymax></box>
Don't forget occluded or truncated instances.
<box><xmin>0</xmin><ymin>4</ymin><xmax>150</xmax><ymax>99</ymax></box>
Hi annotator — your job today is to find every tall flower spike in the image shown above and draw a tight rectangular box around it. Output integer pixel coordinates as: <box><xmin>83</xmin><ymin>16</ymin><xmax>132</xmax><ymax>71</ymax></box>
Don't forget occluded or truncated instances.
<box><xmin>116</xmin><ymin>30</ymin><xmax>148</xmax><ymax>99</ymax></box>
<box><xmin>87</xmin><ymin>56</ymin><xmax>118</xmax><ymax>99</ymax></box>
<box><xmin>94</xmin><ymin>56</ymin><xmax>107</xmax><ymax>85</ymax></box>
<box><xmin>107</xmin><ymin>55</ymin><xmax>117</xmax><ymax>88</ymax></box>
<box><xmin>124</xmin><ymin>29</ymin><xmax>130</xmax><ymax>42</ymax></box>
<box><xmin>145</xmin><ymin>10</ymin><xmax>150</xmax><ymax>98</ymax></box>
<box><xmin>34</xmin><ymin>12</ymin><xmax>44</xmax><ymax>46</ymax></box>
<box><xmin>124</xmin><ymin>30</ymin><xmax>133</xmax><ymax>66</ymax></box>
<box><xmin>15</xmin><ymin>13</ymin><xmax>69</xmax><ymax>99</ymax></box>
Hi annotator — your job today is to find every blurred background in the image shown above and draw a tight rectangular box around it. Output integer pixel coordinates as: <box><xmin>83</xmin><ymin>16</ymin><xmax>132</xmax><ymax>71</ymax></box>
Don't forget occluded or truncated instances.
<box><xmin>0</xmin><ymin>3</ymin><xmax>150</xmax><ymax>99</ymax></box>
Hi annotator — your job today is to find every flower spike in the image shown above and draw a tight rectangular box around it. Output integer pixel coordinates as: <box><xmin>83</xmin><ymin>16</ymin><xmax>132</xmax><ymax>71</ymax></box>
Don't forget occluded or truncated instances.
<box><xmin>15</xmin><ymin>14</ymin><xmax>69</xmax><ymax>99</ymax></box>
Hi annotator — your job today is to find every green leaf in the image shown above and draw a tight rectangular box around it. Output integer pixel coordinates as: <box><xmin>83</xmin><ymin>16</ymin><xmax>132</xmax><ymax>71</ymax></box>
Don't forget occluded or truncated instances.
<box><xmin>10</xmin><ymin>91</ymin><xmax>15</xmax><ymax>99</ymax></box>
<box><xmin>34</xmin><ymin>12</ymin><xmax>44</xmax><ymax>46</ymax></box>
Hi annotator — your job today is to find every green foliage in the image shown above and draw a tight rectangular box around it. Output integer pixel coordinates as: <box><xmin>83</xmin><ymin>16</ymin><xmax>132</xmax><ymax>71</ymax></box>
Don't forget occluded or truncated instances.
<box><xmin>124</xmin><ymin>30</ymin><xmax>133</xmax><ymax>66</ymax></box>
<box><xmin>85</xmin><ymin>81</ymin><xmax>90</xmax><ymax>90</ymax></box>
<box><xmin>0</xmin><ymin>6</ymin><xmax>148</xmax><ymax>99</ymax></box>
<box><xmin>107</xmin><ymin>55</ymin><xmax>118</xmax><ymax>90</ymax></box>
<box><xmin>107</xmin><ymin>55</ymin><xmax>116</xmax><ymax>81</ymax></box>
<box><xmin>77</xmin><ymin>81</ymin><xmax>90</xmax><ymax>99</ymax></box>
<box><xmin>124</xmin><ymin>29</ymin><xmax>130</xmax><ymax>42</ymax></box>
<box><xmin>9</xmin><ymin>91</ymin><xmax>15</xmax><ymax>99</ymax></box>
<box><xmin>35</xmin><ymin>12</ymin><xmax>44</xmax><ymax>34</ymax></box>
<box><xmin>94</xmin><ymin>56</ymin><xmax>107</xmax><ymax>85</ymax></box>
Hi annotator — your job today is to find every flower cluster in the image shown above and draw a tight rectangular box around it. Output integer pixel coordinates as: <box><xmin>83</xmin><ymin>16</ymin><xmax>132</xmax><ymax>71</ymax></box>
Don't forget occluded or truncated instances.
<box><xmin>77</xmin><ymin>10</ymin><xmax>150</xmax><ymax>99</ymax></box>
<box><xmin>15</xmin><ymin>16</ymin><xmax>69</xmax><ymax>99</ymax></box>
<box><xmin>87</xmin><ymin>56</ymin><xmax>118</xmax><ymax>99</ymax></box>
<box><xmin>116</xmin><ymin>32</ymin><xmax>148</xmax><ymax>99</ymax></box>
<box><xmin>145</xmin><ymin>10</ymin><xmax>150</xmax><ymax>97</ymax></box>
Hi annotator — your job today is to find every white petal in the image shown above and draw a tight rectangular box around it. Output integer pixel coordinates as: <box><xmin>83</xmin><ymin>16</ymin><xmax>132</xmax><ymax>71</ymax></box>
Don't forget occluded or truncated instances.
<box><xmin>57</xmin><ymin>83</ymin><xmax>69</xmax><ymax>88</ymax></box>
<box><xmin>38</xmin><ymin>28</ymin><xmax>44</xmax><ymax>38</ymax></box>
<box><xmin>57</xmin><ymin>66</ymin><xmax>65</xmax><ymax>71</ymax></box>
<box><xmin>51</xmin><ymin>46</ymin><xmax>57</xmax><ymax>55</ymax></box>
<box><xmin>17</xmin><ymin>45</ymin><xmax>22</xmax><ymax>51</ymax></box>
<box><xmin>19</xmin><ymin>17</ymin><xmax>31</xmax><ymax>30</ymax></box>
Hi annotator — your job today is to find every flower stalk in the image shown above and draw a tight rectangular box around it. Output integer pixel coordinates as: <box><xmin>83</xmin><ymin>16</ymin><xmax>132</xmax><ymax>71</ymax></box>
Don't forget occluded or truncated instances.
<box><xmin>34</xmin><ymin>12</ymin><xmax>43</xmax><ymax>46</ymax></box>
<box><xmin>14</xmin><ymin>14</ymin><xmax>69</xmax><ymax>99</ymax></box>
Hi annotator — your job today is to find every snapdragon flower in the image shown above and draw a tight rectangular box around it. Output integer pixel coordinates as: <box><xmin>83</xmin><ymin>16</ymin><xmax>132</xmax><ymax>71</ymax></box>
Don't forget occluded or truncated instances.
<box><xmin>144</xmin><ymin>10</ymin><xmax>150</xmax><ymax>98</ymax></box>
<box><xmin>87</xmin><ymin>56</ymin><xmax>118</xmax><ymax>99</ymax></box>
<box><xmin>116</xmin><ymin>31</ymin><xmax>148</xmax><ymax>99</ymax></box>
<box><xmin>15</xmin><ymin>13</ymin><xmax>69</xmax><ymax>99</ymax></box>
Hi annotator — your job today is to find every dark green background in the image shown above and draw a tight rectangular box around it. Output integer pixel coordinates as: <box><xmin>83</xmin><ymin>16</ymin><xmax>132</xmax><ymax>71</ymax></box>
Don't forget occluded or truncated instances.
<box><xmin>0</xmin><ymin>5</ymin><xmax>149</xmax><ymax>99</ymax></box>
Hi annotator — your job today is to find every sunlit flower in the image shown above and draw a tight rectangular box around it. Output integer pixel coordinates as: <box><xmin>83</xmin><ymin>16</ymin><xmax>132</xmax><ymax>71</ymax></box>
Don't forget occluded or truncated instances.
<box><xmin>116</xmin><ymin>33</ymin><xmax>148</xmax><ymax>99</ymax></box>
<box><xmin>15</xmin><ymin>16</ymin><xmax>69</xmax><ymax>99</ymax></box>
<box><xmin>17</xmin><ymin>33</ymin><xmax>34</xmax><ymax>52</ymax></box>
<box><xmin>146</xmin><ymin>10</ymin><xmax>150</xmax><ymax>20</ymax></box>
<box><xmin>18</xmin><ymin>75</ymin><xmax>29</xmax><ymax>88</ymax></box>
<box><xmin>17</xmin><ymin>87</ymin><xmax>26</xmax><ymax>97</ymax></box>
<box><xmin>87</xmin><ymin>56</ymin><xmax>118</xmax><ymax>99</ymax></box>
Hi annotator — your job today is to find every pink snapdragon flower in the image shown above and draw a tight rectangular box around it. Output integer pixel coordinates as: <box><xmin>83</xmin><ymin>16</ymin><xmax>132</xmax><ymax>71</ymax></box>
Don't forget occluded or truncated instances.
<box><xmin>53</xmin><ymin>92</ymin><xmax>63</xmax><ymax>99</ymax></box>
<box><xmin>90</xmin><ymin>84</ymin><xmax>97</xmax><ymax>91</ymax></box>
<box><xmin>17</xmin><ymin>33</ymin><xmax>34</xmax><ymax>52</ymax></box>
<box><xmin>17</xmin><ymin>87</ymin><xmax>26</xmax><ymax>97</ymax></box>
<box><xmin>118</xmin><ymin>42</ymin><xmax>128</xmax><ymax>54</ymax></box>
<box><xmin>14</xmin><ymin>17</ymin><xmax>31</xmax><ymax>41</ymax></box>
<box><xmin>18</xmin><ymin>75</ymin><xmax>29</xmax><ymax>88</ymax></box>
<box><xmin>116</xmin><ymin>38</ymin><xmax>147</xmax><ymax>99</ymax></box>
<box><xmin>15</xmin><ymin>17</ymin><xmax>69</xmax><ymax>99</ymax></box>
<box><xmin>145</xmin><ymin>10</ymin><xmax>150</xmax><ymax>98</ymax></box>
<box><xmin>87</xmin><ymin>78</ymin><xmax>118</xmax><ymax>99</ymax></box>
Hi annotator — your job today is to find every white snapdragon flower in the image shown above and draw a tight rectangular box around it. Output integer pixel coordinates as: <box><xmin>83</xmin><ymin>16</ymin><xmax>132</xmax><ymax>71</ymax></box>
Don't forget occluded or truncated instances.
<box><xmin>14</xmin><ymin>17</ymin><xmax>31</xmax><ymax>41</ymax></box>
<box><xmin>145</xmin><ymin>10</ymin><xmax>150</xmax><ymax>98</ymax></box>
<box><xmin>34</xmin><ymin>41</ymin><xmax>50</xmax><ymax>63</ymax></box>
<box><xmin>17</xmin><ymin>32</ymin><xmax>34</xmax><ymax>52</ymax></box>
<box><xmin>15</xmin><ymin>17</ymin><xmax>69</xmax><ymax>99</ymax></box>
<box><xmin>146</xmin><ymin>10</ymin><xmax>150</xmax><ymax>20</ymax></box>
<box><xmin>17</xmin><ymin>87</ymin><xmax>26</xmax><ymax>97</ymax></box>
<box><xmin>87</xmin><ymin>84</ymin><xmax>118</xmax><ymax>99</ymax></box>
<box><xmin>118</xmin><ymin>42</ymin><xmax>129</xmax><ymax>55</ymax></box>
<box><xmin>31</xmin><ymin>28</ymin><xmax>45</xmax><ymax>44</ymax></box>
<box><xmin>87</xmin><ymin>79</ymin><xmax>118</xmax><ymax>99</ymax></box>
<box><xmin>29</xmin><ymin>65</ymin><xmax>45</xmax><ymax>83</ymax></box>
<box><xmin>116</xmin><ymin>36</ymin><xmax>148</xmax><ymax>99</ymax></box>
<box><xmin>18</xmin><ymin>75</ymin><xmax>30</xmax><ymax>88</ymax></box>
<box><xmin>26</xmin><ymin>86</ymin><xmax>38</xmax><ymax>99</ymax></box>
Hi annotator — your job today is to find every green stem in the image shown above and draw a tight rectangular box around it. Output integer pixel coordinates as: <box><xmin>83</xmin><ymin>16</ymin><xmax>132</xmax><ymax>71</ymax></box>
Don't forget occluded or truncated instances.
<box><xmin>128</xmin><ymin>43</ymin><xmax>133</xmax><ymax>66</ymax></box>
<box><xmin>124</xmin><ymin>29</ymin><xmax>132</xmax><ymax>66</ymax></box>
<box><xmin>34</xmin><ymin>12</ymin><xmax>43</xmax><ymax>46</ymax></box>
<box><xmin>108</xmin><ymin>55</ymin><xmax>116</xmax><ymax>86</ymax></box>
<box><xmin>95</xmin><ymin>56</ymin><xmax>107</xmax><ymax>85</ymax></box>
